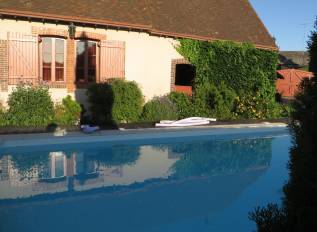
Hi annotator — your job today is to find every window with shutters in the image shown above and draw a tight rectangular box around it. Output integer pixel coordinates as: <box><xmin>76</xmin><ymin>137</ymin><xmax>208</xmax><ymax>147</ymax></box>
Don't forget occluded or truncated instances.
<box><xmin>40</xmin><ymin>37</ymin><xmax>66</xmax><ymax>82</ymax></box>
<box><xmin>76</xmin><ymin>40</ymin><xmax>97</xmax><ymax>83</ymax></box>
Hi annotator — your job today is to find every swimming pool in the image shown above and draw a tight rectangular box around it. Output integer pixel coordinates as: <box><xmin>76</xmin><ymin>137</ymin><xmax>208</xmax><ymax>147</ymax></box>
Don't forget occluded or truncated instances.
<box><xmin>0</xmin><ymin>127</ymin><xmax>290</xmax><ymax>232</ymax></box>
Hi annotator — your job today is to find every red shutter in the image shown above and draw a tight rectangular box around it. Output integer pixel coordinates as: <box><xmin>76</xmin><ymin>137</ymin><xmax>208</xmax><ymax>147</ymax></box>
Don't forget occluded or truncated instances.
<box><xmin>7</xmin><ymin>32</ymin><xmax>39</xmax><ymax>85</ymax></box>
<box><xmin>100</xmin><ymin>40</ymin><xmax>125</xmax><ymax>82</ymax></box>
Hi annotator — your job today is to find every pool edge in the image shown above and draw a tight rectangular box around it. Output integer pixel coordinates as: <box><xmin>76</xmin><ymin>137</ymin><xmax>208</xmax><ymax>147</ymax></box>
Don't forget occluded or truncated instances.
<box><xmin>0</xmin><ymin>123</ymin><xmax>288</xmax><ymax>148</ymax></box>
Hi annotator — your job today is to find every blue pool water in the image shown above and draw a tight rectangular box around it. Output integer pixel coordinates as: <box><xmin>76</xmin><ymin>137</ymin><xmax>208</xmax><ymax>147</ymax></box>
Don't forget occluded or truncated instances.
<box><xmin>0</xmin><ymin>128</ymin><xmax>291</xmax><ymax>232</ymax></box>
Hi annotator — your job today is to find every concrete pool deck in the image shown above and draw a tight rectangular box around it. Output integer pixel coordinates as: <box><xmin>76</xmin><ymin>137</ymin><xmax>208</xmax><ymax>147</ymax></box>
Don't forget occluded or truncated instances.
<box><xmin>0</xmin><ymin>122</ymin><xmax>288</xmax><ymax>148</ymax></box>
<box><xmin>0</xmin><ymin>122</ymin><xmax>287</xmax><ymax>148</ymax></box>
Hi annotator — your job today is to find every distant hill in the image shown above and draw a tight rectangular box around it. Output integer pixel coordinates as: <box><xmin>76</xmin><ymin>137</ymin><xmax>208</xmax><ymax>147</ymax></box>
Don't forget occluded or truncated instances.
<box><xmin>279</xmin><ymin>51</ymin><xmax>309</xmax><ymax>70</ymax></box>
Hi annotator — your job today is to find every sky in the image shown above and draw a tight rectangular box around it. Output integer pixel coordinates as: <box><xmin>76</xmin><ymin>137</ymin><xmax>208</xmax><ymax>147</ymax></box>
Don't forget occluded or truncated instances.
<box><xmin>249</xmin><ymin>0</ymin><xmax>317</xmax><ymax>51</ymax></box>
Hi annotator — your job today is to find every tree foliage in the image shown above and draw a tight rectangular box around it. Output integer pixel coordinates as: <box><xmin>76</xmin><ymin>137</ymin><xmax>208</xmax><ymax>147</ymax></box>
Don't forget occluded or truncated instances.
<box><xmin>308</xmin><ymin>17</ymin><xmax>317</xmax><ymax>74</ymax></box>
<box><xmin>250</xmin><ymin>16</ymin><xmax>317</xmax><ymax>232</ymax></box>
<box><xmin>283</xmin><ymin>18</ymin><xmax>317</xmax><ymax>229</ymax></box>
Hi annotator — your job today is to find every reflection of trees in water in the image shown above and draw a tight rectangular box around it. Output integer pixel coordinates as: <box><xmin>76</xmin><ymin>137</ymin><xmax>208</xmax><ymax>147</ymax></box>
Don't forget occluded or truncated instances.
<box><xmin>9</xmin><ymin>153</ymin><xmax>49</xmax><ymax>179</ymax></box>
<box><xmin>90</xmin><ymin>145</ymin><xmax>140</xmax><ymax>166</ymax></box>
<box><xmin>169</xmin><ymin>138</ymin><xmax>273</xmax><ymax>178</ymax></box>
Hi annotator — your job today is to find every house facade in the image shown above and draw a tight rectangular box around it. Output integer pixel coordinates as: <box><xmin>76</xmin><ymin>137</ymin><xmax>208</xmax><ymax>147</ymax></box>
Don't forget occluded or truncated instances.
<box><xmin>0</xmin><ymin>0</ymin><xmax>276</xmax><ymax>107</ymax></box>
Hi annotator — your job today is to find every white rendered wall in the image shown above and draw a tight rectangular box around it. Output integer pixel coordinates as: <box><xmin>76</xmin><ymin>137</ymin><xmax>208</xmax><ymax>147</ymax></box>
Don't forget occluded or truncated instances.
<box><xmin>0</xmin><ymin>19</ymin><xmax>183</xmax><ymax>104</ymax></box>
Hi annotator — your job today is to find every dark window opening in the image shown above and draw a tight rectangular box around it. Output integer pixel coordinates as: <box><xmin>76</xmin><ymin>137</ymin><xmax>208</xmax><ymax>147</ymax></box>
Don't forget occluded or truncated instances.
<box><xmin>76</xmin><ymin>40</ymin><xmax>97</xmax><ymax>83</ymax></box>
<box><xmin>175</xmin><ymin>64</ymin><xmax>196</xmax><ymax>86</ymax></box>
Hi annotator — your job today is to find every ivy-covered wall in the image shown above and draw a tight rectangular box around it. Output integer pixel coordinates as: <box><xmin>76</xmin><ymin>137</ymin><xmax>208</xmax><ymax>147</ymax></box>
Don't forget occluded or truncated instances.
<box><xmin>177</xmin><ymin>39</ymin><xmax>278</xmax><ymax>92</ymax></box>
<box><xmin>176</xmin><ymin>39</ymin><xmax>281</xmax><ymax>119</ymax></box>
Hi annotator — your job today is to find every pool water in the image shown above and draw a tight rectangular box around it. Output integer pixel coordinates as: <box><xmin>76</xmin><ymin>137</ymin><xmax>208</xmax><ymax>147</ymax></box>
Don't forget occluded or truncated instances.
<box><xmin>0</xmin><ymin>128</ymin><xmax>290</xmax><ymax>232</ymax></box>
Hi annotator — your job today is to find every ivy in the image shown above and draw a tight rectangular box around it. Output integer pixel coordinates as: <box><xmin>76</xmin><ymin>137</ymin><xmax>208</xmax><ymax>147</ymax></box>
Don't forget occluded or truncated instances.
<box><xmin>177</xmin><ymin>40</ymin><xmax>278</xmax><ymax>91</ymax></box>
<box><xmin>177</xmin><ymin>39</ymin><xmax>280</xmax><ymax>119</ymax></box>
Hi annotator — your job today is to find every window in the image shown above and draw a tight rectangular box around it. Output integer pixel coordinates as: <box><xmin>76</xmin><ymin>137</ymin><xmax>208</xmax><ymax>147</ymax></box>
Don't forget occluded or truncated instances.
<box><xmin>175</xmin><ymin>64</ymin><xmax>196</xmax><ymax>86</ymax></box>
<box><xmin>41</xmin><ymin>37</ymin><xmax>66</xmax><ymax>82</ymax></box>
<box><xmin>76</xmin><ymin>40</ymin><xmax>97</xmax><ymax>83</ymax></box>
<box><xmin>55</xmin><ymin>39</ymin><xmax>65</xmax><ymax>81</ymax></box>
<box><xmin>54</xmin><ymin>154</ymin><xmax>65</xmax><ymax>178</ymax></box>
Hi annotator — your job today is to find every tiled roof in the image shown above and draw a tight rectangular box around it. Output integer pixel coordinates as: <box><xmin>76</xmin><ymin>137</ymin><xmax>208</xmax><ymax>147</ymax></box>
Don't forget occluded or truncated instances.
<box><xmin>277</xmin><ymin>69</ymin><xmax>314</xmax><ymax>80</ymax></box>
<box><xmin>279</xmin><ymin>51</ymin><xmax>310</xmax><ymax>69</ymax></box>
<box><xmin>0</xmin><ymin>0</ymin><xmax>276</xmax><ymax>49</ymax></box>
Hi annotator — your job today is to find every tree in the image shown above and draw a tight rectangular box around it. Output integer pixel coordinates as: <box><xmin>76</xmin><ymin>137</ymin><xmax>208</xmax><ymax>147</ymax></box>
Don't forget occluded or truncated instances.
<box><xmin>283</xmin><ymin>15</ymin><xmax>317</xmax><ymax>231</ymax></box>
<box><xmin>250</xmin><ymin>16</ymin><xmax>317</xmax><ymax>232</ymax></box>
<box><xmin>308</xmin><ymin>17</ymin><xmax>317</xmax><ymax>74</ymax></box>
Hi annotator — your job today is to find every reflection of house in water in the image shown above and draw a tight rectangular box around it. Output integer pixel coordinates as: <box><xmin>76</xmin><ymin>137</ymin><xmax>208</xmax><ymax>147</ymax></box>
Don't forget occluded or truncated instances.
<box><xmin>0</xmin><ymin>135</ymin><xmax>286</xmax><ymax>232</ymax></box>
<box><xmin>168</xmin><ymin>149</ymin><xmax>184</xmax><ymax>160</ymax></box>
<box><xmin>0</xmin><ymin>139</ymin><xmax>272</xmax><ymax>231</ymax></box>
<box><xmin>0</xmin><ymin>137</ymin><xmax>274</xmax><ymax>201</ymax></box>
<box><xmin>0</xmin><ymin>146</ymin><xmax>179</xmax><ymax>199</ymax></box>
<box><xmin>40</xmin><ymin>152</ymin><xmax>67</xmax><ymax>180</ymax></box>
<box><xmin>0</xmin><ymin>152</ymin><xmax>102</xmax><ymax>199</ymax></box>
<box><xmin>0</xmin><ymin>156</ymin><xmax>9</xmax><ymax>181</ymax></box>
<box><xmin>39</xmin><ymin>152</ymin><xmax>100</xmax><ymax>181</ymax></box>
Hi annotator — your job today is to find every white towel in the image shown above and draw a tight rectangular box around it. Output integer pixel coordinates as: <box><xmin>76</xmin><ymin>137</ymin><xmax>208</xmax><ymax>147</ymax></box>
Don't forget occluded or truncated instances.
<box><xmin>156</xmin><ymin>117</ymin><xmax>216</xmax><ymax>127</ymax></box>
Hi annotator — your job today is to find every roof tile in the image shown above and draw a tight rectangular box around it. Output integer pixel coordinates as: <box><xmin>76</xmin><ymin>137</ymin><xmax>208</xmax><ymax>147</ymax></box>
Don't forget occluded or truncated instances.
<box><xmin>0</xmin><ymin>0</ymin><xmax>276</xmax><ymax>49</ymax></box>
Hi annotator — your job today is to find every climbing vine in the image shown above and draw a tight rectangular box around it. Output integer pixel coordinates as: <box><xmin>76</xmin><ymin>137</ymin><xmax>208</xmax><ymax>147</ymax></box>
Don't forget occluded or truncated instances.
<box><xmin>177</xmin><ymin>39</ymin><xmax>281</xmax><ymax>119</ymax></box>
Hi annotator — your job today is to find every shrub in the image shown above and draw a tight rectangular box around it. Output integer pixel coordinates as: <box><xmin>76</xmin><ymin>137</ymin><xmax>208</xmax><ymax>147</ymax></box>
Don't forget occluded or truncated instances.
<box><xmin>234</xmin><ymin>79</ymin><xmax>283</xmax><ymax>119</ymax></box>
<box><xmin>169</xmin><ymin>84</ymin><xmax>236</xmax><ymax>120</ymax></box>
<box><xmin>168</xmin><ymin>92</ymin><xmax>194</xmax><ymax>119</ymax></box>
<box><xmin>234</xmin><ymin>92</ymin><xmax>281</xmax><ymax>119</ymax></box>
<box><xmin>249</xmin><ymin>204</ymin><xmax>287</xmax><ymax>232</ymax></box>
<box><xmin>111</xmin><ymin>79</ymin><xmax>143</xmax><ymax>123</ymax></box>
<box><xmin>0</xmin><ymin>112</ymin><xmax>8</xmax><ymax>127</ymax></box>
<box><xmin>87</xmin><ymin>79</ymin><xmax>143</xmax><ymax>124</ymax></box>
<box><xmin>279</xmin><ymin>103</ymin><xmax>293</xmax><ymax>118</ymax></box>
<box><xmin>0</xmin><ymin>101</ymin><xmax>4</xmax><ymax>113</ymax></box>
<box><xmin>86</xmin><ymin>82</ymin><xmax>113</xmax><ymax>125</ymax></box>
<box><xmin>54</xmin><ymin>96</ymin><xmax>81</xmax><ymax>126</ymax></box>
<box><xmin>6</xmin><ymin>85</ymin><xmax>54</xmax><ymax>127</ymax></box>
<box><xmin>193</xmin><ymin>82</ymin><xmax>236</xmax><ymax>119</ymax></box>
<box><xmin>79</xmin><ymin>104</ymin><xmax>91</xmax><ymax>125</ymax></box>
<box><xmin>0</xmin><ymin>102</ymin><xmax>8</xmax><ymax>126</ymax></box>
<box><xmin>141</xmin><ymin>96</ymin><xmax>178</xmax><ymax>122</ymax></box>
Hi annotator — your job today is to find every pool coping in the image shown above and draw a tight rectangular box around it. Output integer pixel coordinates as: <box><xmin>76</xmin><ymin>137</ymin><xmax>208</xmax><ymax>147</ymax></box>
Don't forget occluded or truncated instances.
<box><xmin>0</xmin><ymin>122</ymin><xmax>288</xmax><ymax>148</ymax></box>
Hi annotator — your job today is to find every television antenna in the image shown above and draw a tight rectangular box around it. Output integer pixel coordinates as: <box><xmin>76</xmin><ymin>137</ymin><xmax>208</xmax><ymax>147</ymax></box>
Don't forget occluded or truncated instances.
<box><xmin>300</xmin><ymin>23</ymin><xmax>309</xmax><ymax>49</ymax></box>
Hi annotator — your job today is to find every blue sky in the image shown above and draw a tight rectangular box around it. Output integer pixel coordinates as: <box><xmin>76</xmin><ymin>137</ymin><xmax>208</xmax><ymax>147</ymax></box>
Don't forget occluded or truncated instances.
<box><xmin>249</xmin><ymin>0</ymin><xmax>317</xmax><ymax>51</ymax></box>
